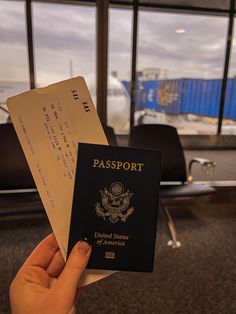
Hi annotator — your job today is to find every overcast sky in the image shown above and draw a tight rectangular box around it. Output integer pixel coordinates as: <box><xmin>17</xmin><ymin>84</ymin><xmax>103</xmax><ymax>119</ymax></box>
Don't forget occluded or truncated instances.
<box><xmin>0</xmin><ymin>0</ymin><xmax>235</xmax><ymax>86</ymax></box>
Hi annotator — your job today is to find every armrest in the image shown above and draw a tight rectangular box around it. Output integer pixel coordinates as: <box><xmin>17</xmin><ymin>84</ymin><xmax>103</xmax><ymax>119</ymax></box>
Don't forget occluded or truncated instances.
<box><xmin>187</xmin><ymin>158</ymin><xmax>216</xmax><ymax>183</ymax></box>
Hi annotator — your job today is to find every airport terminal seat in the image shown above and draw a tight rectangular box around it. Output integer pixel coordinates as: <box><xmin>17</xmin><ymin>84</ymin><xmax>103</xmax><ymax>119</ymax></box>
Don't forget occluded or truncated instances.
<box><xmin>0</xmin><ymin>123</ymin><xmax>43</xmax><ymax>216</ymax></box>
<box><xmin>102</xmin><ymin>124</ymin><xmax>118</xmax><ymax>146</ymax></box>
<box><xmin>129</xmin><ymin>124</ymin><xmax>216</xmax><ymax>248</ymax></box>
<box><xmin>0</xmin><ymin>123</ymin><xmax>35</xmax><ymax>190</ymax></box>
<box><xmin>0</xmin><ymin>123</ymin><xmax>118</xmax><ymax>217</ymax></box>
<box><xmin>0</xmin><ymin>123</ymin><xmax>117</xmax><ymax>190</ymax></box>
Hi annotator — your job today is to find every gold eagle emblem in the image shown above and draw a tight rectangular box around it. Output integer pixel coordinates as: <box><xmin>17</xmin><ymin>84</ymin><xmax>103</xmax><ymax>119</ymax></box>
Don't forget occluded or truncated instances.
<box><xmin>95</xmin><ymin>182</ymin><xmax>134</xmax><ymax>223</ymax></box>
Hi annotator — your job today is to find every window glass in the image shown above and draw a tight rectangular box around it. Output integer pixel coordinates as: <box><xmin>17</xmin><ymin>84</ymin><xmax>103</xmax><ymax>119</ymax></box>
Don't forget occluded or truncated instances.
<box><xmin>107</xmin><ymin>8</ymin><xmax>132</xmax><ymax>134</ymax></box>
<box><xmin>32</xmin><ymin>2</ymin><xmax>96</xmax><ymax>89</ymax></box>
<box><xmin>0</xmin><ymin>0</ymin><xmax>29</xmax><ymax>123</ymax></box>
<box><xmin>222</xmin><ymin>17</ymin><xmax>236</xmax><ymax>135</ymax></box>
<box><xmin>134</xmin><ymin>11</ymin><xmax>227</xmax><ymax>134</ymax></box>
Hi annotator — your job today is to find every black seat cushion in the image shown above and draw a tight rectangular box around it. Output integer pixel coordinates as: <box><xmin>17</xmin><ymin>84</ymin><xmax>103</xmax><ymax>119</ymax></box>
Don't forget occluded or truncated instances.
<box><xmin>160</xmin><ymin>183</ymin><xmax>215</xmax><ymax>198</ymax></box>
<box><xmin>129</xmin><ymin>124</ymin><xmax>187</xmax><ymax>182</ymax></box>
<box><xmin>0</xmin><ymin>191</ymin><xmax>43</xmax><ymax>214</ymax></box>
<box><xmin>0</xmin><ymin>123</ymin><xmax>35</xmax><ymax>189</ymax></box>
<box><xmin>102</xmin><ymin>124</ymin><xmax>118</xmax><ymax>146</ymax></box>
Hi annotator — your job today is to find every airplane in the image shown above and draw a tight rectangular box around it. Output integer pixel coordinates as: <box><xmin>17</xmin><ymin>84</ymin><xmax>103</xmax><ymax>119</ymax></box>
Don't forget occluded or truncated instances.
<box><xmin>86</xmin><ymin>74</ymin><xmax>130</xmax><ymax>134</ymax></box>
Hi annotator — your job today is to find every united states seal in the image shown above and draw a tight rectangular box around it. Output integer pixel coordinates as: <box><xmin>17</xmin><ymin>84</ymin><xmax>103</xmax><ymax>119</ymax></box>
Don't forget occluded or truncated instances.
<box><xmin>95</xmin><ymin>182</ymin><xmax>134</xmax><ymax>223</ymax></box>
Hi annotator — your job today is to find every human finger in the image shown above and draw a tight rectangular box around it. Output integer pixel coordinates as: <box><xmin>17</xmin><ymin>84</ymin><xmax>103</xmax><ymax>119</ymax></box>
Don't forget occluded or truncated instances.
<box><xmin>47</xmin><ymin>249</ymin><xmax>65</xmax><ymax>277</ymax></box>
<box><xmin>57</xmin><ymin>241</ymin><xmax>91</xmax><ymax>302</ymax></box>
<box><xmin>23</xmin><ymin>233</ymin><xmax>59</xmax><ymax>269</ymax></box>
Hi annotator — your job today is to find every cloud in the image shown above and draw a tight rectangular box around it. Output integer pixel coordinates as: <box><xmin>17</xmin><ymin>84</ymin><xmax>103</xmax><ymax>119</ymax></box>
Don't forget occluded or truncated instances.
<box><xmin>0</xmin><ymin>1</ymin><xmax>232</xmax><ymax>83</ymax></box>
<box><xmin>137</xmin><ymin>11</ymin><xmax>228</xmax><ymax>78</ymax></box>
<box><xmin>0</xmin><ymin>1</ymin><xmax>26</xmax><ymax>46</ymax></box>
<box><xmin>32</xmin><ymin>2</ymin><xmax>96</xmax><ymax>52</ymax></box>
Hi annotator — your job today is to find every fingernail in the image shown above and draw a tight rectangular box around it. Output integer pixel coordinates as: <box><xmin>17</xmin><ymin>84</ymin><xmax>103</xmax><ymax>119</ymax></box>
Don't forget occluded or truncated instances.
<box><xmin>77</xmin><ymin>241</ymin><xmax>90</xmax><ymax>255</ymax></box>
<box><xmin>80</xmin><ymin>236</ymin><xmax>91</xmax><ymax>245</ymax></box>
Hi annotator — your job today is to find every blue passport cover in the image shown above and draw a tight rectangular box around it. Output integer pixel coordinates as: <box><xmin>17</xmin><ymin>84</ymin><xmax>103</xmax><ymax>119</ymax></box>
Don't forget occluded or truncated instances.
<box><xmin>67</xmin><ymin>143</ymin><xmax>162</xmax><ymax>272</ymax></box>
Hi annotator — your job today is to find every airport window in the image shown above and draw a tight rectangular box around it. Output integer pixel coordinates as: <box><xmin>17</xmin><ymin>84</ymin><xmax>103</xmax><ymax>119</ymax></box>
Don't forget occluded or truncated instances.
<box><xmin>32</xmin><ymin>1</ymin><xmax>96</xmax><ymax>90</ymax></box>
<box><xmin>0</xmin><ymin>0</ymin><xmax>29</xmax><ymax>123</ymax></box>
<box><xmin>135</xmin><ymin>11</ymin><xmax>228</xmax><ymax>135</ymax></box>
<box><xmin>0</xmin><ymin>0</ymin><xmax>235</xmax><ymax>139</ymax></box>
<box><xmin>222</xmin><ymin>16</ymin><xmax>236</xmax><ymax>135</ymax></box>
<box><xmin>108</xmin><ymin>7</ymin><xmax>132</xmax><ymax>134</ymax></box>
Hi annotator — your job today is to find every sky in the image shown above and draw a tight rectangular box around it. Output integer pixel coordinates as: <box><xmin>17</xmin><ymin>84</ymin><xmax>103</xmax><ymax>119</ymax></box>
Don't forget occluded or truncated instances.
<box><xmin>0</xmin><ymin>0</ymin><xmax>235</xmax><ymax>86</ymax></box>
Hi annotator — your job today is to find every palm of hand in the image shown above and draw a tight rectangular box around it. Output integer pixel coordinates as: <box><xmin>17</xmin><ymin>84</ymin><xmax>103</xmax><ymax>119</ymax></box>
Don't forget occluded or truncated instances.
<box><xmin>10</xmin><ymin>234</ymin><xmax>82</xmax><ymax>314</ymax></box>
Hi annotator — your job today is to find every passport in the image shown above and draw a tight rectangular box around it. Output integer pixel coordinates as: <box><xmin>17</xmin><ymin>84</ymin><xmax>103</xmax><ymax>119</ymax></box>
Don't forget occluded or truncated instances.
<box><xmin>68</xmin><ymin>143</ymin><xmax>162</xmax><ymax>272</ymax></box>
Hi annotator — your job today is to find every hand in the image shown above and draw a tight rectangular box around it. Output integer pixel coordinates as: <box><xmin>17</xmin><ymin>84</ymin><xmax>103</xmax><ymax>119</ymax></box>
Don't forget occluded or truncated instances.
<box><xmin>10</xmin><ymin>234</ymin><xmax>91</xmax><ymax>314</ymax></box>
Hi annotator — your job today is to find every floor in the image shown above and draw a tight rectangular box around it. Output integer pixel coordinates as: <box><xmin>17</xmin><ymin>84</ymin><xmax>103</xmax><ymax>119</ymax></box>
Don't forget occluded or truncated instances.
<box><xmin>0</xmin><ymin>188</ymin><xmax>236</xmax><ymax>314</ymax></box>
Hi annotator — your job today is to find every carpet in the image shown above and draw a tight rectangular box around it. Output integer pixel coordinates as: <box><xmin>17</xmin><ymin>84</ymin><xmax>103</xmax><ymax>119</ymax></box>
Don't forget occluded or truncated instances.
<box><xmin>0</xmin><ymin>196</ymin><xmax>235</xmax><ymax>314</ymax></box>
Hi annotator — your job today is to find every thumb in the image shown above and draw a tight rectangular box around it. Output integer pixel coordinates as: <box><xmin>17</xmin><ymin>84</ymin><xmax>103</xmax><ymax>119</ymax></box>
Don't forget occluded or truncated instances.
<box><xmin>58</xmin><ymin>241</ymin><xmax>91</xmax><ymax>301</ymax></box>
